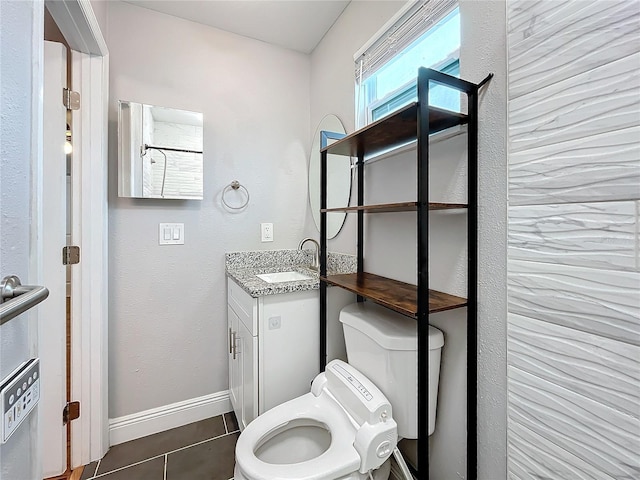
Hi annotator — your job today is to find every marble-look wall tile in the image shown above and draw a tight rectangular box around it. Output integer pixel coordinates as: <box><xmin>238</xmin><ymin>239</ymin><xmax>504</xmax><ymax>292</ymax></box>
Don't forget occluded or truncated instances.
<box><xmin>509</xmin><ymin>0</ymin><xmax>640</xmax><ymax>99</ymax></box>
<box><xmin>508</xmin><ymin>201</ymin><xmax>637</xmax><ymax>271</ymax></box>
<box><xmin>510</xmin><ymin>53</ymin><xmax>640</xmax><ymax>154</ymax></box>
<box><xmin>637</xmin><ymin>201</ymin><xmax>640</xmax><ymax>270</ymax></box>
<box><xmin>508</xmin><ymin>313</ymin><xmax>640</xmax><ymax>419</ymax></box>
<box><xmin>508</xmin><ymin>421</ymin><xmax>618</xmax><ymax>480</ymax></box>
<box><xmin>508</xmin><ymin>260</ymin><xmax>640</xmax><ymax>345</ymax></box>
<box><xmin>509</xmin><ymin>126</ymin><xmax>640</xmax><ymax>205</ymax></box>
<box><xmin>508</xmin><ymin>367</ymin><xmax>640</xmax><ymax>478</ymax></box>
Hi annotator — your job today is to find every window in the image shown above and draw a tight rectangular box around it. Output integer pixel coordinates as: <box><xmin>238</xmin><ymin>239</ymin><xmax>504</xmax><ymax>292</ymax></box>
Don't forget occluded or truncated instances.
<box><xmin>355</xmin><ymin>3</ymin><xmax>460</xmax><ymax>127</ymax></box>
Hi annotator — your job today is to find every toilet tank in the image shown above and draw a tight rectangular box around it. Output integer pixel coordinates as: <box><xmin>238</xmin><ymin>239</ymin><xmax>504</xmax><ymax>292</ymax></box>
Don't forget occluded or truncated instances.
<box><xmin>339</xmin><ymin>302</ymin><xmax>444</xmax><ymax>439</ymax></box>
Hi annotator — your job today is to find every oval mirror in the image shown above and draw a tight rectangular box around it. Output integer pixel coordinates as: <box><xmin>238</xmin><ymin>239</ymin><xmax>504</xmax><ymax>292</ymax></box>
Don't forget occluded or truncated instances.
<box><xmin>309</xmin><ymin>115</ymin><xmax>350</xmax><ymax>239</ymax></box>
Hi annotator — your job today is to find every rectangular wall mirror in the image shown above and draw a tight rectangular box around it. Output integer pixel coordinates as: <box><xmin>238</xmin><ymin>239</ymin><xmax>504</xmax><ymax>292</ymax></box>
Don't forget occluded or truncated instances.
<box><xmin>118</xmin><ymin>101</ymin><xmax>204</xmax><ymax>199</ymax></box>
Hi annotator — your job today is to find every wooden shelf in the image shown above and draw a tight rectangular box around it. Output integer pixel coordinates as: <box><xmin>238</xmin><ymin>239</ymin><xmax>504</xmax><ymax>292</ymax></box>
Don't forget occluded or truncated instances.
<box><xmin>322</xmin><ymin>102</ymin><xmax>467</xmax><ymax>158</ymax></box>
<box><xmin>321</xmin><ymin>272</ymin><xmax>467</xmax><ymax>318</ymax></box>
<box><xmin>321</xmin><ymin>202</ymin><xmax>468</xmax><ymax>213</ymax></box>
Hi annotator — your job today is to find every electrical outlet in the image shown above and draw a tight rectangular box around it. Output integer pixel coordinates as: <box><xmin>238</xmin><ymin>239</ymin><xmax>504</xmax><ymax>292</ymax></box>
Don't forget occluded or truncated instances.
<box><xmin>261</xmin><ymin>223</ymin><xmax>273</xmax><ymax>242</ymax></box>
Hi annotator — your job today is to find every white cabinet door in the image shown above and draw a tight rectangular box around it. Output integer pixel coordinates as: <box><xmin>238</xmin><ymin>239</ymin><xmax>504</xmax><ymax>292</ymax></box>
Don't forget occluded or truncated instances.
<box><xmin>237</xmin><ymin>318</ymin><xmax>258</xmax><ymax>430</ymax></box>
<box><xmin>227</xmin><ymin>305</ymin><xmax>242</xmax><ymax>420</ymax></box>
<box><xmin>227</xmin><ymin>277</ymin><xmax>344</xmax><ymax>428</ymax></box>
<box><xmin>259</xmin><ymin>290</ymin><xmax>319</xmax><ymax>412</ymax></box>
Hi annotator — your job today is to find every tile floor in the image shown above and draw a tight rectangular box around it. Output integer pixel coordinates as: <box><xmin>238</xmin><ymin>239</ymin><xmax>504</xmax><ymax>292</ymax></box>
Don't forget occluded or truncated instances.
<box><xmin>80</xmin><ymin>412</ymin><xmax>239</xmax><ymax>480</ymax></box>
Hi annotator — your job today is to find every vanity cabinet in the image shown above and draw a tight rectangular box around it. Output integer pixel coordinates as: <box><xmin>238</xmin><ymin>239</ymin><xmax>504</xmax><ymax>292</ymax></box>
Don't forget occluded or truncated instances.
<box><xmin>227</xmin><ymin>278</ymin><xmax>320</xmax><ymax>430</ymax></box>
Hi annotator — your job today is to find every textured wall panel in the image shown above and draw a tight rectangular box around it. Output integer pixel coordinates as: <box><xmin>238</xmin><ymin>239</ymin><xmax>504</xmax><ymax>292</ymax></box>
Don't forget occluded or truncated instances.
<box><xmin>510</xmin><ymin>53</ymin><xmax>640</xmax><ymax>153</ymax></box>
<box><xmin>508</xmin><ymin>201</ymin><xmax>637</xmax><ymax>271</ymax></box>
<box><xmin>509</xmin><ymin>0</ymin><xmax>640</xmax><ymax>99</ymax></box>
<box><xmin>508</xmin><ymin>260</ymin><xmax>640</xmax><ymax>345</ymax></box>
<box><xmin>509</xmin><ymin>126</ymin><xmax>640</xmax><ymax>205</ymax></box>
<box><xmin>508</xmin><ymin>313</ymin><xmax>640</xmax><ymax>419</ymax></box>
<box><xmin>637</xmin><ymin>201</ymin><xmax>640</xmax><ymax>268</ymax></box>
<box><xmin>508</xmin><ymin>367</ymin><xmax>640</xmax><ymax>478</ymax></box>
<box><xmin>507</xmin><ymin>0</ymin><xmax>640</xmax><ymax>476</ymax></box>
<box><xmin>508</xmin><ymin>421</ymin><xmax>617</xmax><ymax>480</ymax></box>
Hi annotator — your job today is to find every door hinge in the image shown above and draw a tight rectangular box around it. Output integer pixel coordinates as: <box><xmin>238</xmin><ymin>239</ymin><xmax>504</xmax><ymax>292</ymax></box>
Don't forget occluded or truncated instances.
<box><xmin>63</xmin><ymin>88</ymin><xmax>80</xmax><ymax>110</ymax></box>
<box><xmin>62</xmin><ymin>245</ymin><xmax>80</xmax><ymax>265</ymax></box>
<box><xmin>63</xmin><ymin>401</ymin><xmax>80</xmax><ymax>425</ymax></box>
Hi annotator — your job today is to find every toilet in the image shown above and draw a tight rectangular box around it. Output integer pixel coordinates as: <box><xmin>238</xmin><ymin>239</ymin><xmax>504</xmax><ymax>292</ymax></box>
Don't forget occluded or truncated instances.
<box><xmin>234</xmin><ymin>302</ymin><xmax>445</xmax><ymax>480</ymax></box>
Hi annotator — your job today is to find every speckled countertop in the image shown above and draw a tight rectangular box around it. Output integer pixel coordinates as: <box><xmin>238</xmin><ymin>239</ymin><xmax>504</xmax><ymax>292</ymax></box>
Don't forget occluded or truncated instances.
<box><xmin>226</xmin><ymin>249</ymin><xmax>357</xmax><ymax>297</ymax></box>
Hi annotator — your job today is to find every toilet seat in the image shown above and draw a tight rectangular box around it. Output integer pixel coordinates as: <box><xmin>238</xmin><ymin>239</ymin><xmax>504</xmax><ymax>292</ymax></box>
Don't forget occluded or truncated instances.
<box><xmin>235</xmin><ymin>391</ymin><xmax>361</xmax><ymax>480</ymax></box>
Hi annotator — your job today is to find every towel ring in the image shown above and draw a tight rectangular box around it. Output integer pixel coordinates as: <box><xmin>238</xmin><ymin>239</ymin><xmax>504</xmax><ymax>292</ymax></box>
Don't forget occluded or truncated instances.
<box><xmin>222</xmin><ymin>180</ymin><xmax>250</xmax><ymax>210</ymax></box>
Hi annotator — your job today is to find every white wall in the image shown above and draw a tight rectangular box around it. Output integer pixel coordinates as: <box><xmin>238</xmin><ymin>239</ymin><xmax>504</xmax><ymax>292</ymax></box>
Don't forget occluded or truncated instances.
<box><xmin>506</xmin><ymin>1</ymin><xmax>640</xmax><ymax>477</ymax></box>
<box><xmin>461</xmin><ymin>2</ymin><xmax>508</xmax><ymax>479</ymax></box>
<box><xmin>307</xmin><ymin>1</ymin><xmax>508</xmax><ymax>478</ymax></box>
<box><xmin>304</xmin><ymin>1</ymin><xmax>403</xmax><ymax>252</ymax></box>
<box><xmin>0</xmin><ymin>1</ymin><xmax>43</xmax><ymax>479</ymax></box>
<box><xmin>107</xmin><ymin>1</ymin><xmax>310</xmax><ymax>419</ymax></box>
<box><xmin>90</xmin><ymin>0</ymin><xmax>108</xmax><ymax>36</ymax></box>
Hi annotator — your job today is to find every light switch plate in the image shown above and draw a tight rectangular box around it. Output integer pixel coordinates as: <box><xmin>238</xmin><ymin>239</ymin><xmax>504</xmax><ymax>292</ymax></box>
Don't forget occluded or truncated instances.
<box><xmin>159</xmin><ymin>223</ymin><xmax>184</xmax><ymax>245</ymax></box>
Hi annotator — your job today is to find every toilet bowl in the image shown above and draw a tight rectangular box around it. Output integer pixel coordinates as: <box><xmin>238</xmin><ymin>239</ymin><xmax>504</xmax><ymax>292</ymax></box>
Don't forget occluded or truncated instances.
<box><xmin>234</xmin><ymin>302</ymin><xmax>445</xmax><ymax>480</ymax></box>
<box><xmin>234</xmin><ymin>360</ymin><xmax>397</xmax><ymax>480</ymax></box>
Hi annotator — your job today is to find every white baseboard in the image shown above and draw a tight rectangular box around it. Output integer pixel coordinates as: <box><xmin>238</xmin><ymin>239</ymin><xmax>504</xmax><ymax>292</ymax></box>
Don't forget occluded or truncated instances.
<box><xmin>109</xmin><ymin>390</ymin><xmax>232</xmax><ymax>446</ymax></box>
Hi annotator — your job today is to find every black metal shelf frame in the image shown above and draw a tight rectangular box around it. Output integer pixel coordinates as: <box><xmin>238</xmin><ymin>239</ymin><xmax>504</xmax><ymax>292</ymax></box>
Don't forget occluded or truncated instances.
<box><xmin>319</xmin><ymin>67</ymin><xmax>491</xmax><ymax>480</ymax></box>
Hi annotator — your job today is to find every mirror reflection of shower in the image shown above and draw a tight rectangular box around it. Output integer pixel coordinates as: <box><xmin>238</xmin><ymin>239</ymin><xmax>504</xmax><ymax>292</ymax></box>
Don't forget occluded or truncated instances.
<box><xmin>118</xmin><ymin>101</ymin><xmax>204</xmax><ymax>199</ymax></box>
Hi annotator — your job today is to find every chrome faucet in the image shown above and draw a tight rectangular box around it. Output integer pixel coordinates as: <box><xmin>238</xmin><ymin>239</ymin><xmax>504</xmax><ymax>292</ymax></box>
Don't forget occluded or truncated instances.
<box><xmin>298</xmin><ymin>238</ymin><xmax>320</xmax><ymax>271</ymax></box>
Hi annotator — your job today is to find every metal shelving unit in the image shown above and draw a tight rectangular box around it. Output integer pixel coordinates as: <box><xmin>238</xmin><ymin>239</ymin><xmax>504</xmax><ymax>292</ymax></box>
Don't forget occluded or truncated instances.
<box><xmin>318</xmin><ymin>67</ymin><xmax>491</xmax><ymax>479</ymax></box>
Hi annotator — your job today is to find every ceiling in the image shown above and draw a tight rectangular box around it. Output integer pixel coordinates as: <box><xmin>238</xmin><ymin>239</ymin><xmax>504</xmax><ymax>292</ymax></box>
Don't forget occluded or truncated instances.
<box><xmin>123</xmin><ymin>0</ymin><xmax>351</xmax><ymax>54</ymax></box>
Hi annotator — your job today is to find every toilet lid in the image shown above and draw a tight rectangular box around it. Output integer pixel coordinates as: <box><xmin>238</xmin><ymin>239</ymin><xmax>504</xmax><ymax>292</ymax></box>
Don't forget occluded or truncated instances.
<box><xmin>235</xmin><ymin>392</ymin><xmax>361</xmax><ymax>480</ymax></box>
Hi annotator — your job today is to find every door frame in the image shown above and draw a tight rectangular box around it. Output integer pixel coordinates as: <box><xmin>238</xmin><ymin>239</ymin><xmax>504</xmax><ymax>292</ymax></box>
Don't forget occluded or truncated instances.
<box><xmin>43</xmin><ymin>0</ymin><xmax>109</xmax><ymax>467</ymax></box>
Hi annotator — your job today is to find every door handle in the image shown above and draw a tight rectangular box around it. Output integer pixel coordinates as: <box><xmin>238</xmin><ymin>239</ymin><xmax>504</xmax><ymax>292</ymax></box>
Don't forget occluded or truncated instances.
<box><xmin>229</xmin><ymin>327</ymin><xmax>233</xmax><ymax>354</ymax></box>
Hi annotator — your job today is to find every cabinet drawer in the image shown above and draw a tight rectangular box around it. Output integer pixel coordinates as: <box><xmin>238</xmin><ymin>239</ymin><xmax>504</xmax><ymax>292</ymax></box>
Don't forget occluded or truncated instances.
<box><xmin>228</xmin><ymin>278</ymin><xmax>257</xmax><ymax>335</ymax></box>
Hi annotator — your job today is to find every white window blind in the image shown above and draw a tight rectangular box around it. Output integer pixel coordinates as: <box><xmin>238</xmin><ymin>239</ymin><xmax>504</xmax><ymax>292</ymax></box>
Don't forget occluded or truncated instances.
<box><xmin>354</xmin><ymin>0</ymin><xmax>458</xmax><ymax>82</ymax></box>
<box><xmin>354</xmin><ymin>0</ymin><xmax>460</xmax><ymax>127</ymax></box>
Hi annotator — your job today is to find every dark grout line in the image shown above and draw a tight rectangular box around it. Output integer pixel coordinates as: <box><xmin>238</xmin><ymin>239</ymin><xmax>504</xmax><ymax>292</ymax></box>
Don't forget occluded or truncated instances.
<box><xmin>163</xmin><ymin>454</ymin><xmax>168</xmax><ymax>480</ymax></box>
<box><xmin>90</xmin><ymin>421</ymin><xmax>239</xmax><ymax>478</ymax></box>
<box><xmin>88</xmin><ymin>456</ymin><xmax>161</xmax><ymax>479</ymax></box>
<box><xmin>165</xmin><ymin>430</ymin><xmax>235</xmax><ymax>456</ymax></box>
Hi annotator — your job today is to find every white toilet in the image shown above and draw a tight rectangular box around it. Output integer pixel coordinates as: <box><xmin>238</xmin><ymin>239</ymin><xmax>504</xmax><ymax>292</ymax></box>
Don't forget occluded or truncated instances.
<box><xmin>234</xmin><ymin>302</ymin><xmax>445</xmax><ymax>480</ymax></box>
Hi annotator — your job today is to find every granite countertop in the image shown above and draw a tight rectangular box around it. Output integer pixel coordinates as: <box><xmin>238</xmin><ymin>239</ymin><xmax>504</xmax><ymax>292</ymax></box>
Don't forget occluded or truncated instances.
<box><xmin>225</xmin><ymin>249</ymin><xmax>356</xmax><ymax>297</ymax></box>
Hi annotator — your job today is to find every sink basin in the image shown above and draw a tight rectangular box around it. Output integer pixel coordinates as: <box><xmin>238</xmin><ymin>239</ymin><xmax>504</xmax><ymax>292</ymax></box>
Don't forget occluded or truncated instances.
<box><xmin>256</xmin><ymin>271</ymin><xmax>313</xmax><ymax>283</ymax></box>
